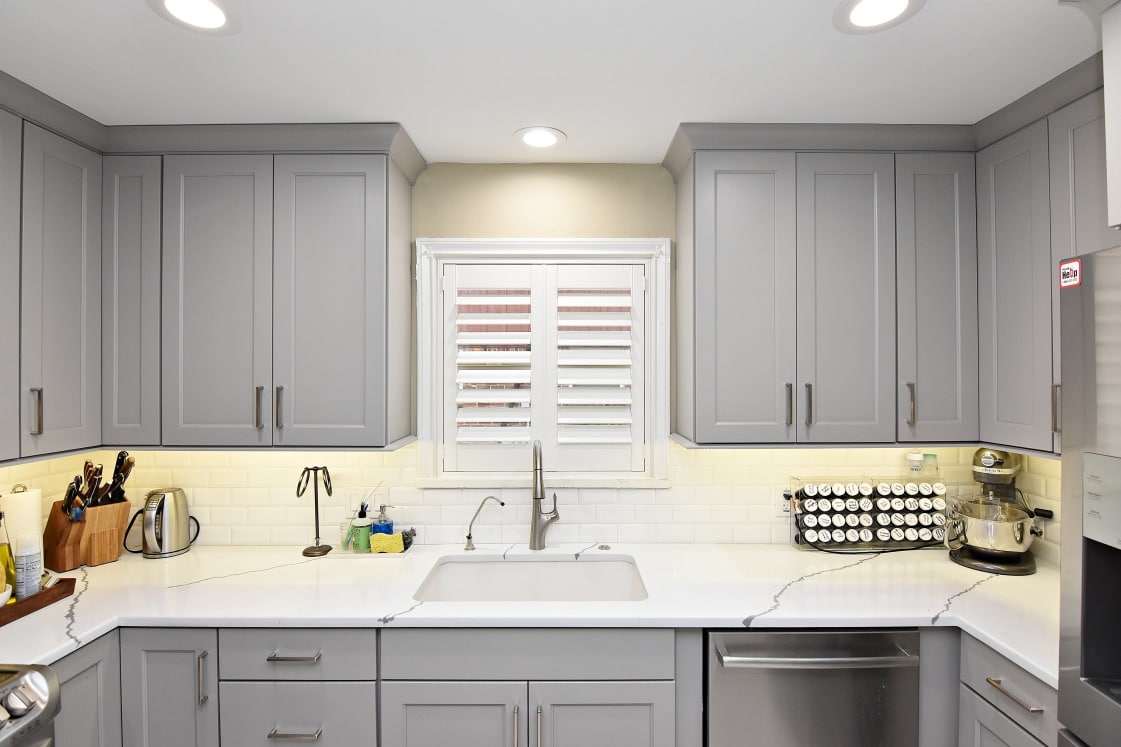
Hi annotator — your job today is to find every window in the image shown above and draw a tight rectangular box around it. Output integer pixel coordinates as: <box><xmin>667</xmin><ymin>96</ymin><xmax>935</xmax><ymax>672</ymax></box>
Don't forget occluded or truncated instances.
<box><xmin>417</xmin><ymin>239</ymin><xmax>669</xmax><ymax>485</ymax></box>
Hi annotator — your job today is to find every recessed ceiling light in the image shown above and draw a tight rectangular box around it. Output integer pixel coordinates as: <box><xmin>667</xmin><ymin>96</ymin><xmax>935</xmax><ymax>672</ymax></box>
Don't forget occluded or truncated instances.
<box><xmin>147</xmin><ymin>0</ymin><xmax>242</xmax><ymax>35</ymax></box>
<box><xmin>514</xmin><ymin>127</ymin><xmax>566</xmax><ymax>148</ymax></box>
<box><xmin>833</xmin><ymin>0</ymin><xmax>926</xmax><ymax>34</ymax></box>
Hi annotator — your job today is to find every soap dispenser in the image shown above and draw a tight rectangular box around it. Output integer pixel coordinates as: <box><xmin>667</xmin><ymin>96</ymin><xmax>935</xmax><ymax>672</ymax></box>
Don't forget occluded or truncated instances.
<box><xmin>371</xmin><ymin>505</ymin><xmax>395</xmax><ymax>535</ymax></box>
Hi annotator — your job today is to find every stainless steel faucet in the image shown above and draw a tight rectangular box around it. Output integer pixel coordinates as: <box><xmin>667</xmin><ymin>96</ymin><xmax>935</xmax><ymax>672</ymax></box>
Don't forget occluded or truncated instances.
<box><xmin>464</xmin><ymin>495</ymin><xmax>504</xmax><ymax>551</ymax></box>
<box><xmin>529</xmin><ymin>440</ymin><xmax>559</xmax><ymax>550</ymax></box>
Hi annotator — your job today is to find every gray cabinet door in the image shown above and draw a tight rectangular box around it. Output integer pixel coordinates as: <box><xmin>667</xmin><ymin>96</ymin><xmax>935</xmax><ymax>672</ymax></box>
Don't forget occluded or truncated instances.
<box><xmin>381</xmin><ymin>681</ymin><xmax>527</xmax><ymax>747</ymax></box>
<box><xmin>977</xmin><ymin>121</ymin><xmax>1055</xmax><ymax>452</ymax></box>
<box><xmin>51</xmin><ymin>630</ymin><xmax>123</xmax><ymax>747</ymax></box>
<box><xmin>272</xmin><ymin>154</ymin><xmax>388</xmax><ymax>446</ymax></box>
<box><xmin>162</xmin><ymin>155</ymin><xmax>273</xmax><ymax>446</ymax></box>
<box><xmin>896</xmin><ymin>153</ymin><xmax>978</xmax><ymax>442</ymax></box>
<box><xmin>0</xmin><ymin>110</ymin><xmax>19</xmax><ymax>462</ymax></box>
<box><xmin>103</xmin><ymin>156</ymin><xmax>161</xmax><ymax>445</ymax></box>
<box><xmin>958</xmin><ymin>685</ymin><xmax>1043</xmax><ymax>747</ymax></box>
<box><xmin>692</xmin><ymin>151</ymin><xmax>797</xmax><ymax>443</ymax></box>
<box><xmin>531</xmin><ymin>681</ymin><xmax>675</xmax><ymax>747</ymax></box>
<box><xmin>120</xmin><ymin>627</ymin><xmax>219</xmax><ymax>747</ymax></box>
<box><xmin>796</xmin><ymin>153</ymin><xmax>896</xmax><ymax>442</ymax></box>
<box><xmin>219</xmin><ymin>681</ymin><xmax>376</xmax><ymax>746</ymax></box>
<box><xmin>20</xmin><ymin>123</ymin><xmax>101</xmax><ymax>456</ymax></box>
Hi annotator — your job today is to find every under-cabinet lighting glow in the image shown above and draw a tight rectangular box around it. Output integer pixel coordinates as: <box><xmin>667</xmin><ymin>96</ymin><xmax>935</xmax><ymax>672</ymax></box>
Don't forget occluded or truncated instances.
<box><xmin>833</xmin><ymin>0</ymin><xmax>925</xmax><ymax>34</ymax></box>
<box><xmin>164</xmin><ymin>0</ymin><xmax>226</xmax><ymax>29</ymax></box>
<box><xmin>515</xmin><ymin>127</ymin><xmax>567</xmax><ymax>148</ymax></box>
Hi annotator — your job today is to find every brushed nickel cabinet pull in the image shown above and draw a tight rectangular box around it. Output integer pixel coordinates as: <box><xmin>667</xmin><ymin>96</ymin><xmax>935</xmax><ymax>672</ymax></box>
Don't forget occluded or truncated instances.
<box><xmin>254</xmin><ymin>386</ymin><xmax>264</xmax><ymax>429</ymax></box>
<box><xmin>986</xmin><ymin>677</ymin><xmax>1044</xmax><ymax>714</ymax></box>
<box><xmin>785</xmin><ymin>383</ymin><xmax>793</xmax><ymax>426</ymax></box>
<box><xmin>906</xmin><ymin>382</ymin><xmax>917</xmax><ymax>426</ymax></box>
<box><xmin>196</xmin><ymin>650</ymin><xmax>208</xmax><ymax>705</ymax></box>
<box><xmin>513</xmin><ymin>705</ymin><xmax>520</xmax><ymax>747</ymax></box>
<box><xmin>275</xmin><ymin>386</ymin><xmax>284</xmax><ymax>430</ymax></box>
<box><xmin>266</xmin><ymin>651</ymin><xmax>322</xmax><ymax>663</ymax></box>
<box><xmin>29</xmin><ymin>388</ymin><xmax>43</xmax><ymax>435</ymax></box>
<box><xmin>1052</xmin><ymin>384</ymin><xmax>1061</xmax><ymax>433</ymax></box>
<box><xmin>267</xmin><ymin>728</ymin><xmax>322</xmax><ymax>741</ymax></box>
<box><xmin>536</xmin><ymin>705</ymin><xmax>543</xmax><ymax>747</ymax></box>
<box><xmin>804</xmin><ymin>383</ymin><xmax>813</xmax><ymax>426</ymax></box>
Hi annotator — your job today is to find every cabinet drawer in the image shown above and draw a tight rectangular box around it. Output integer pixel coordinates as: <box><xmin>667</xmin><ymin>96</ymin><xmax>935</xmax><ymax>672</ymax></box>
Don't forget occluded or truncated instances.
<box><xmin>960</xmin><ymin>634</ymin><xmax>1057</xmax><ymax>746</ymax></box>
<box><xmin>219</xmin><ymin>682</ymin><xmax>375</xmax><ymax>746</ymax></box>
<box><xmin>219</xmin><ymin>628</ymin><xmax>375</xmax><ymax>680</ymax></box>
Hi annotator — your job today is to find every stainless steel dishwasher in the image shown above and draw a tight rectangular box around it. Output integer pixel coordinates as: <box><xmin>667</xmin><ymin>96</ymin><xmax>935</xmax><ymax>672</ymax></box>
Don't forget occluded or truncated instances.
<box><xmin>707</xmin><ymin>629</ymin><xmax>920</xmax><ymax>747</ymax></box>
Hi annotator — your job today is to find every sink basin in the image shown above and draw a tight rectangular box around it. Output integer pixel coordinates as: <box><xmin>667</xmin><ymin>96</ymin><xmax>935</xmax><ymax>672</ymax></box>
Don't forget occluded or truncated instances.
<box><xmin>413</xmin><ymin>553</ymin><xmax>648</xmax><ymax>602</ymax></box>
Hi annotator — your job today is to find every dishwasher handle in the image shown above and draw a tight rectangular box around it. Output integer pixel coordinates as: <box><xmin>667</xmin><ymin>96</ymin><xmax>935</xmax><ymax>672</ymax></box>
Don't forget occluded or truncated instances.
<box><xmin>714</xmin><ymin>636</ymin><xmax>919</xmax><ymax>670</ymax></box>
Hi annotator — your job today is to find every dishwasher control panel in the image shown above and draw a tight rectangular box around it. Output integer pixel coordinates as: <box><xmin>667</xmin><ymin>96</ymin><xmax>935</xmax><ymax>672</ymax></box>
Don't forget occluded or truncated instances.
<box><xmin>788</xmin><ymin>479</ymin><xmax>960</xmax><ymax>552</ymax></box>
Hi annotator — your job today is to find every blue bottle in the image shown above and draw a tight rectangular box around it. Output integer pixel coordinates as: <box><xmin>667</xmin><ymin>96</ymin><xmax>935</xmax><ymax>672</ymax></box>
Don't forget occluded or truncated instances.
<box><xmin>371</xmin><ymin>505</ymin><xmax>394</xmax><ymax>535</ymax></box>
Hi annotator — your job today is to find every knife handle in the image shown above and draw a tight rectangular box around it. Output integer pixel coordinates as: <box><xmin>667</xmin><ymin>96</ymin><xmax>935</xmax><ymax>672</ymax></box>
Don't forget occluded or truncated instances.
<box><xmin>29</xmin><ymin>388</ymin><xmax>43</xmax><ymax>435</ymax></box>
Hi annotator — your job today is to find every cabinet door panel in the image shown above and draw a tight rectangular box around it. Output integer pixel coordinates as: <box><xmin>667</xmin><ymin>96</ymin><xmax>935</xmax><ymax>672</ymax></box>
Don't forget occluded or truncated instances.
<box><xmin>977</xmin><ymin>121</ymin><xmax>1054</xmax><ymax>452</ymax></box>
<box><xmin>381</xmin><ymin>681</ymin><xmax>526</xmax><ymax>747</ymax></box>
<box><xmin>959</xmin><ymin>685</ymin><xmax>1044</xmax><ymax>747</ymax></box>
<box><xmin>273</xmin><ymin>154</ymin><xmax>387</xmax><ymax>446</ymax></box>
<box><xmin>120</xmin><ymin>628</ymin><xmax>219</xmax><ymax>747</ymax></box>
<box><xmin>0</xmin><ymin>110</ymin><xmax>18</xmax><ymax>462</ymax></box>
<box><xmin>162</xmin><ymin>155</ymin><xmax>272</xmax><ymax>445</ymax></box>
<box><xmin>52</xmin><ymin>631</ymin><xmax>123</xmax><ymax>747</ymax></box>
<box><xmin>20</xmin><ymin>123</ymin><xmax>101</xmax><ymax>456</ymax></box>
<box><xmin>532</xmin><ymin>681</ymin><xmax>675</xmax><ymax>747</ymax></box>
<box><xmin>896</xmin><ymin>153</ymin><xmax>978</xmax><ymax>441</ymax></box>
<box><xmin>796</xmin><ymin>153</ymin><xmax>896</xmax><ymax>442</ymax></box>
<box><xmin>219</xmin><ymin>681</ymin><xmax>376</xmax><ymax>746</ymax></box>
<box><xmin>103</xmin><ymin>156</ymin><xmax>161</xmax><ymax>445</ymax></box>
<box><xmin>693</xmin><ymin>151</ymin><xmax>796</xmax><ymax>443</ymax></box>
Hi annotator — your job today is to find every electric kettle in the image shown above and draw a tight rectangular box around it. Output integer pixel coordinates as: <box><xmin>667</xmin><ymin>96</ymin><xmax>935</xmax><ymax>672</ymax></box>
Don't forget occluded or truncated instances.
<box><xmin>141</xmin><ymin>488</ymin><xmax>197</xmax><ymax>558</ymax></box>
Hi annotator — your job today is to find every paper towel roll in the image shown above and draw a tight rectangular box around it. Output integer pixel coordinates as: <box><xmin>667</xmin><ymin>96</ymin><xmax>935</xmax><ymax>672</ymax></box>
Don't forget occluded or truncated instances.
<box><xmin>1</xmin><ymin>488</ymin><xmax>43</xmax><ymax>542</ymax></box>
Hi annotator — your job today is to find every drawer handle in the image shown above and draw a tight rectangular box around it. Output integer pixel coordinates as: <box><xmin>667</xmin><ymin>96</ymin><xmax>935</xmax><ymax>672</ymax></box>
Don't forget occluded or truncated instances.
<box><xmin>985</xmin><ymin>677</ymin><xmax>1044</xmax><ymax>714</ymax></box>
<box><xmin>266</xmin><ymin>651</ymin><xmax>323</xmax><ymax>663</ymax></box>
<box><xmin>29</xmin><ymin>388</ymin><xmax>43</xmax><ymax>435</ymax></box>
<box><xmin>906</xmin><ymin>382</ymin><xmax>917</xmax><ymax>426</ymax></box>
<box><xmin>267</xmin><ymin>728</ymin><xmax>322</xmax><ymax>741</ymax></box>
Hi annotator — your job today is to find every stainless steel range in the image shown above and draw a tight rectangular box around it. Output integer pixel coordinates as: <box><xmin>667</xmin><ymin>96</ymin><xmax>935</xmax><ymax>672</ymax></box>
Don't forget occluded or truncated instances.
<box><xmin>0</xmin><ymin>664</ymin><xmax>59</xmax><ymax>747</ymax></box>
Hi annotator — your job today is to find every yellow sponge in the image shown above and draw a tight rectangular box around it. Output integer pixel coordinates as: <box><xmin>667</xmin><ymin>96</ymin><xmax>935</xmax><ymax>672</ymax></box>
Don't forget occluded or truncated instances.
<box><xmin>369</xmin><ymin>532</ymin><xmax>405</xmax><ymax>554</ymax></box>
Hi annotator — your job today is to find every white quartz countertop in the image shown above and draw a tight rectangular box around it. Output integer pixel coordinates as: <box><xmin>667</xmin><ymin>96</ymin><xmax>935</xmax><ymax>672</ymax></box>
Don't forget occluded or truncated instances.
<box><xmin>0</xmin><ymin>543</ymin><xmax>1060</xmax><ymax>687</ymax></box>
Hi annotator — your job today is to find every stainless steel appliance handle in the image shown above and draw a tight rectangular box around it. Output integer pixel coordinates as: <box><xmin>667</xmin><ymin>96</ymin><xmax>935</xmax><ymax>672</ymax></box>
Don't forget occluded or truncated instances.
<box><xmin>536</xmin><ymin>705</ymin><xmax>542</xmax><ymax>747</ymax></box>
<box><xmin>1052</xmin><ymin>384</ymin><xmax>1061</xmax><ymax>433</ymax></box>
<box><xmin>906</xmin><ymin>382</ymin><xmax>916</xmax><ymax>426</ymax></box>
<box><xmin>29</xmin><ymin>388</ymin><xmax>43</xmax><ymax>435</ymax></box>
<box><xmin>804</xmin><ymin>383</ymin><xmax>813</xmax><ymax>426</ymax></box>
<box><xmin>785</xmin><ymin>383</ymin><xmax>793</xmax><ymax>426</ymax></box>
<box><xmin>513</xmin><ymin>705</ymin><xmax>519</xmax><ymax>747</ymax></box>
<box><xmin>255</xmin><ymin>386</ymin><xmax>264</xmax><ymax>429</ymax></box>
<box><xmin>267</xmin><ymin>728</ymin><xmax>322</xmax><ymax>741</ymax></box>
<box><xmin>266</xmin><ymin>651</ymin><xmax>322</xmax><ymax>663</ymax></box>
<box><xmin>197</xmin><ymin>650</ymin><xmax>208</xmax><ymax>705</ymax></box>
<box><xmin>716</xmin><ymin>651</ymin><xmax>918</xmax><ymax>670</ymax></box>
<box><xmin>143</xmin><ymin>497</ymin><xmax>162</xmax><ymax>557</ymax></box>
<box><xmin>985</xmin><ymin>677</ymin><xmax>1044</xmax><ymax>714</ymax></box>
<box><xmin>275</xmin><ymin>386</ymin><xmax>284</xmax><ymax>430</ymax></box>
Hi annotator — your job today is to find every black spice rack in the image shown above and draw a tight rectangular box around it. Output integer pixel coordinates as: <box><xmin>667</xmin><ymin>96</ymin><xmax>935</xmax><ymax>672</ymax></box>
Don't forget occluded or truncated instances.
<box><xmin>786</xmin><ymin>477</ymin><xmax>965</xmax><ymax>553</ymax></box>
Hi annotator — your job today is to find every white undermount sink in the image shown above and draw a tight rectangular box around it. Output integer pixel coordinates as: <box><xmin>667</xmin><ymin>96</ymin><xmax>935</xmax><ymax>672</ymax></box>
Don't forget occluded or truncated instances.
<box><xmin>413</xmin><ymin>553</ymin><xmax>648</xmax><ymax>602</ymax></box>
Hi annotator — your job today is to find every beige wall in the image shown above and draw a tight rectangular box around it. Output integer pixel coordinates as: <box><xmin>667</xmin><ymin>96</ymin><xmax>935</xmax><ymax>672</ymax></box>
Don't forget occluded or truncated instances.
<box><xmin>412</xmin><ymin>163</ymin><xmax>675</xmax><ymax>239</ymax></box>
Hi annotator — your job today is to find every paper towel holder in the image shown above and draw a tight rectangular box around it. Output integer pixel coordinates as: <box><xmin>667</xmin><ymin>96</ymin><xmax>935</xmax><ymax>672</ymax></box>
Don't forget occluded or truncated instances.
<box><xmin>10</xmin><ymin>484</ymin><xmax>27</xmax><ymax>493</ymax></box>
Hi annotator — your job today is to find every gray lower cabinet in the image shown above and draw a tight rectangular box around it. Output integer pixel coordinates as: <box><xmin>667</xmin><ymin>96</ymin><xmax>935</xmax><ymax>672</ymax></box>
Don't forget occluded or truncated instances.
<box><xmin>895</xmin><ymin>152</ymin><xmax>978</xmax><ymax>442</ymax></box>
<box><xmin>977</xmin><ymin>120</ymin><xmax>1056</xmax><ymax>453</ymax></box>
<box><xmin>532</xmin><ymin>680</ymin><xmax>675</xmax><ymax>747</ymax></box>
<box><xmin>102</xmin><ymin>155</ymin><xmax>162</xmax><ymax>445</ymax></box>
<box><xmin>959</xmin><ymin>685</ymin><xmax>1043</xmax><ymax>747</ymax></box>
<box><xmin>958</xmin><ymin>634</ymin><xmax>1057</xmax><ymax>747</ymax></box>
<box><xmin>20</xmin><ymin>122</ymin><xmax>101</xmax><ymax>457</ymax></box>
<box><xmin>795</xmin><ymin>152</ymin><xmax>896</xmax><ymax>443</ymax></box>
<box><xmin>162</xmin><ymin>154</ymin><xmax>273</xmax><ymax>446</ymax></box>
<box><xmin>0</xmin><ymin>110</ymin><xmax>19</xmax><ymax>462</ymax></box>
<box><xmin>51</xmin><ymin>630</ymin><xmax>123</xmax><ymax>747</ymax></box>
<box><xmin>220</xmin><ymin>681</ymin><xmax>376</xmax><ymax>746</ymax></box>
<box><xmin>120</xmin><ymin>627</ymin><xmax>219</xmax><ymax>747</ymax></box>
<box><xmin>381</xmin><ymin>681</ymin><xmax>526</xmax><ymax>747</ymax></box>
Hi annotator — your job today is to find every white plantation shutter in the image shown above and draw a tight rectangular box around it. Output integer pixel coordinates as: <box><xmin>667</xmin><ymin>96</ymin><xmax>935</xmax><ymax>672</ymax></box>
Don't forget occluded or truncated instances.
<box><xmin>442</xmin><ymin>262</ymin><xmax>647</xmax><ymax>474</ymax></box>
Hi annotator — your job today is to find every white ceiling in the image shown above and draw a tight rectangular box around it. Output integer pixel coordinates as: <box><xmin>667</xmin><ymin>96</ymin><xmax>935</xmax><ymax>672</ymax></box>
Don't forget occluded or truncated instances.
<box><xmin>0</xmin><ymin>0</ymin><xmax>1102</xmax><ymax>164</ymax></box>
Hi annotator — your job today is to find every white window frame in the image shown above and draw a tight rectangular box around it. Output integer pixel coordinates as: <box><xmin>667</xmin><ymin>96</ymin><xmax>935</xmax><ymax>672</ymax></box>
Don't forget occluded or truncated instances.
<box><xmin>416</xmin><ymin>238</ymin><xmax>670</xmax><ymax>487</ymax></box>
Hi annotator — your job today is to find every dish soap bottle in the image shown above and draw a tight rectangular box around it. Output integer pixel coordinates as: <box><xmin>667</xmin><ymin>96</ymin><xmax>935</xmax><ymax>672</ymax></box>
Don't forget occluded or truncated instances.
<box><xmin>371</xmin><ymin>505</ymin><xmax>395</xmax><ymax>536</ymax></box>
<box><xmin>0</xmin><ymin>512</ymin><xmax>14</xmax><ymax>602</ymax></box>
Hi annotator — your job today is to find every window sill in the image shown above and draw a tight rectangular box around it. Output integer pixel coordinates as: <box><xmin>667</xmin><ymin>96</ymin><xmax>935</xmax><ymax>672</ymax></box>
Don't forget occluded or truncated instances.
<box><xmin>415</xmin><ymin>474</ymin><xmax>672</xmax><ymax>490</ymax></box>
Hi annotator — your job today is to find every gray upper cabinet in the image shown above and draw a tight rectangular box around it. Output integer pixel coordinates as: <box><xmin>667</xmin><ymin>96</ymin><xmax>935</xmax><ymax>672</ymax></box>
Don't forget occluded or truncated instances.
<box><xmin>0</xmin><ymin>110</ymin><xmax>19</xmax><ymax>462</ymax></box>
<box><xmin>977</xmin><ymin>121</ymin><xmax>1056</xmax><ymax>453</ymax></box>
<box><xmin>896</xmin><ymin>153</ymin><xmax>978</xmax><ymax>442</ymax></box>
<box><xmin>796</xmin><ymin>153</ymin><xmax>896</xmax><ymax>443</ymax></box>
<box><xmin>162</xmin><ymin>155</ymin><xmax>273</xmax><ymax>446</ymax></box>
<box><xmin>120</xmin><ymin>627</ymin><xmax>219</xmax><ymax>747</ymax></box>
<box><xmin>689</xmin><ymin>151</ymin><xmax>797</xmax><ymax>443</ymax></box>
<box><xmin>103</xmin><ymin>156</ymin><xmax>161</xmax><ymax>445</ymax></box>
<box><xmin>273</xmin><ymin>154</ymin><xmax>390</xmax><ymax>446</ymax></box>
<box><xmin>20</xmin><ymin>123</ymin><xmax>102</xmax><ymax>457</ymax></box>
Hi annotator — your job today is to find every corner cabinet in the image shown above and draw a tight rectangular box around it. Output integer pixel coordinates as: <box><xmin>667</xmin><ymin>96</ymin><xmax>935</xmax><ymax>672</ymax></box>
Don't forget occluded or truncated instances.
<box><xmin>678</xmin><ymin>150</ymin><xmax>894</xmax><ymax>444</ymax></box>
<box><xmin>895</xmin><ymin>153</ymin><xmax>978</xmax><ymax>442</ymax></box>
<box><xmin>0</xmin><ymin>110</ymin><xmax>19</xmax><ymax>462</ymax></box>
<box><xmin>162</xmin><ymin>153</ymin><xmax>411</xmax><ymax>447</ymax></box>
<box><xmin>51</xmin><ymin>630</ymin><xmax>123</xmax><ymax>747</ymax></box>
<box><xmin>20</xmin><ymin>123</ymin><xmax>102</xmax><ymax>457</ymax></box>
<box><xmin>977</xmin><ymin>121</ymin><xmax>1056</xmax><ymax>453</ymax></box>
<box><xmin>120</xmin><ymin>627</ymin><xmax>219</xmax><ymax>747</ymax></box>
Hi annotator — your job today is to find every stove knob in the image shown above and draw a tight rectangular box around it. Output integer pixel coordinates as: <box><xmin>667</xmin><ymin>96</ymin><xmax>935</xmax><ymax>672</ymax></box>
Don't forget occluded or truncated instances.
<box><xmin>0</xmin><ymin>703</ymin><xmax>9</xmax><ymax>726</ymax></box>
<box><xmin>3</xmin><ymin>686</ymin><xmax>34</xmax><ymax>718</ymax></box>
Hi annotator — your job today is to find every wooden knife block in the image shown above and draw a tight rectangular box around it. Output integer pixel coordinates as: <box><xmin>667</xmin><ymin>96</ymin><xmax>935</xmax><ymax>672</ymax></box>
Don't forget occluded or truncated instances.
<box><xmin>43</xmin><ymin>499</ymin><xmax>133</xmax><ymax>572</ymax></box>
